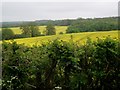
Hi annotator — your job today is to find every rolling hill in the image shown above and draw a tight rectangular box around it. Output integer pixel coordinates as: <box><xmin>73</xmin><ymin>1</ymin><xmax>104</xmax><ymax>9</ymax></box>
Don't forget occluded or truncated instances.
<box><xmin>6</xmin><ymin>30</ymin><xmax>118</xmax><ymax>46</ymax></box>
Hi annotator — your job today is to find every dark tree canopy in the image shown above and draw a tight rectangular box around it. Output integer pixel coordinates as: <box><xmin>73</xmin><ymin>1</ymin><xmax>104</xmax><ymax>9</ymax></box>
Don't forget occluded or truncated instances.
<box><xmin>66</xmin><ymin>17</ymin><xmax>118</xmax><ymax>33</ymax></box>
<box><xmin>46</xmin><ymin>24</ymin><xmax>56</xmax><ymax>35</ymax></box>
<box><xmin>20</xmin><ymin>22</ymin><xmax>41</xmax><ymax>38</ymax></box>
<box><xmin>2</xmin><ymin>28</ymin><xmax>14</xmax><ymax>40</ymax></box>
<box><xmin>1</xmin><ymin>17</ymin><xmax>118</xmax><ymax>28</ymax></box>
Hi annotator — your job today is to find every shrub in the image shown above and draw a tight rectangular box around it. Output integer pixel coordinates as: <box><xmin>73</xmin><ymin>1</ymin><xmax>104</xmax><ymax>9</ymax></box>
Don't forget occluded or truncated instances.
<box><xmin>2</xmin><ymin>37</ymin><xmax>120</xmax><ymax>90</ymax></box>
<box><xmin>2</xmin><ymin>28</ymin><xmax>14</xmax><ymax>40</ymax></box>
<box><xmin>59</xmin><ymin>32</ymin><xmax>64</xmax><ymax>34</ymax></box>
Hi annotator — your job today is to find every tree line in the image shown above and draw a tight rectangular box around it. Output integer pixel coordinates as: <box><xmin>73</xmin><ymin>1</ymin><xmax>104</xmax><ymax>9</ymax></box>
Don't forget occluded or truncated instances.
<box><xmin>2</xmin><ymin>17</ymin><xmax>118</xmax><ymax>28</ymax></box>
<box><xmin>2</xmin><ymin>36</ymin><xmax>120</xmax><ymax>90</ymax></box>
<box><xmin>66</xmin><ymin>17</ymin><xmax>118</xmax><ymax>33</ymax></box>
<box><xmin>1</xmin><ymin>19</ymin><xmax>74</xmax><ymax>28</ymax></box>
<box><xmin>1</xmin><ymin>23</ymin><xmax>56</xmax><ymax>40</ymax></box>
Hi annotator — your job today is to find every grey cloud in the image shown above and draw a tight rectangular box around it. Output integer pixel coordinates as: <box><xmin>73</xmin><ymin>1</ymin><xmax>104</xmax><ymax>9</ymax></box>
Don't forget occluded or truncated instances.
<box><xmin>2</xmin><ymin>2</ymin><xmax>118</xmax><ymax>22</ymax></box>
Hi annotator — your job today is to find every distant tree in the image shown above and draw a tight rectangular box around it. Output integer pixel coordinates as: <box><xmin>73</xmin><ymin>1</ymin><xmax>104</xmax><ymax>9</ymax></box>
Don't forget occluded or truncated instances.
<box><xmin>59</xmin><ymin>32</ymin><xmax>64</xmax><ymax>34</ymax></box>
<box><xmin>66</xmin><ymin>17</ymin><xmax>118</xmax><ymax>33</ymax></box>
<box><xmin>20</xmin><ymin>24</ymin><xmax>31</xmax><ymax>37</ymax></box>
<box><xmin>46</xmin><ymin>24</ymin><xmax>56</xmax><ymax>35</ymax></box>
<box><xmin>20</xmin><ymin>22</ymin><xmax>41</xmax><ymax>37</ymax></box>
<box><xmin>30</xmin><ymin>23</ymin><xmax>41</xmax><ymax>37</ymax></box>
<box><xmin>2</xmin><ymin>28</ymin><xmax>14</xmax><ymax>40</ymax></box>
<box><xmin>12</xmin><ymin>34</ymin><xmax>24</xmax><ymax>39</ymax></box>
<box><xmin>43</xmin><ymin>30</ymin><xmax>47</xmax><ymax>36</ymax></box>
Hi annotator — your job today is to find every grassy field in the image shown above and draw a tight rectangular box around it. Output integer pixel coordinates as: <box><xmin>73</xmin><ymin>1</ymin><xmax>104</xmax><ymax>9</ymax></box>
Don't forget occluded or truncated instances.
<box><xmin>6</xmin><ymin>30</ymin><xmax>118</xmax><ymax>46</ymax></box>
<box><xmin>9</xmin><ymin>26</ymin><xmax>67</xmax><ymax>35</ymax></box>
<box><xmin>1</xmin><ymin>26</ymin><xmax>118</xmax><ymax>46</ymax></box>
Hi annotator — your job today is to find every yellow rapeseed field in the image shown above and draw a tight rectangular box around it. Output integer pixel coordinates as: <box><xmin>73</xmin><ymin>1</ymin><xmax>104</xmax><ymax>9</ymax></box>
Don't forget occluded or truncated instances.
<box><xmin>6</xmin><ymin>30</ymin><xmax>118</xmax><ymax>46</ymax></box>
<box><xmin>1</xmin><ymin>26</ymin><xmax>118</xmax><ymax>46</ymax></box>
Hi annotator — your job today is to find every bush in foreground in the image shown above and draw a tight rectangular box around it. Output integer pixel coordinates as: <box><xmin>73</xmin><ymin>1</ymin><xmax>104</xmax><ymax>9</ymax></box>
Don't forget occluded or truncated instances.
<box><xmin>2</xmin><ymin>37</ymin><xmax>120</xmax><ymax>90</ymax></box>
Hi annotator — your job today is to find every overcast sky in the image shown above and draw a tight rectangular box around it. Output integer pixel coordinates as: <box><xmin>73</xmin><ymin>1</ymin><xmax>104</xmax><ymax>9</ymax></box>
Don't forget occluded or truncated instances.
<box><xmin>1</xmin><ymin>1</ymin><xmax>119</xmax><ymax>22</ymax></box>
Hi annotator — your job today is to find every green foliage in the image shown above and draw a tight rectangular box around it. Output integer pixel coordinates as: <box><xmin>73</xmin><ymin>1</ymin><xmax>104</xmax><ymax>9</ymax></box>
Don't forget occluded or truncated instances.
<box><xmin>46</xmin><ymin>24</ymin><xmax>56</xmax><ymax>35</ymax></box>
<box><xmin>2</xmin><ymin>42</ymin><xmax>30</xmax><ymax>90</ymax></box>
<box><xmin>2</xmin><ymin>17</ymin><xmax>118</xmax><ymax>28</ymax></box>
<box><xmin>67</xmin><ymin>17</ymin><xmax>118</xmax><ymax>33</ymax></box>
<box><xmin>92</xmin><ymin>37</ymin><xmax>120</xmax><ymax>89</ymax></box>
<box><xmin>59</xmin><ymin>32</ymin><xmax>64</xmax><ymax>34</ymax></box>
<box><xmin>20</xmin><ymin>22</ymin><xmax>41</xmax><ymax>38</ymax></box>
<box><xmin>2</xmin><ymin>37</ymin><xmax>120</xmax><ymax>90</ymax></box>
<box><xmin>2</xmin><ymin>28</ymin><xmax>14</xmax><ymax>40</ymax></box>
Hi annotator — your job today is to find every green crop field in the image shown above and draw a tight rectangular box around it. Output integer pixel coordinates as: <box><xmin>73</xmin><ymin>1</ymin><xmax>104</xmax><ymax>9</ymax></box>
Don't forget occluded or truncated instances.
<box><xmin>9</xmin><ymin>26</ymin><xmax>67</xmax><ymax>35</ymax></box>
<box><xmin>6</xmin><ymin>30</ymin><xmax>118</xmax><ymax>46</ymax></box>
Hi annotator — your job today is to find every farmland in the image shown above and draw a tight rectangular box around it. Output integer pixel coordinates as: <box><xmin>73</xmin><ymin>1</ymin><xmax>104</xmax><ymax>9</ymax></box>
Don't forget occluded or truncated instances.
<box><xmin>1</xmin><ymin>25</ymin><xmax>118</xmax><ymax>46</ymax></box>
<box><xmin>9</xmin><ymin>26</ymin><xmax>67</xmax><ymax>35</ymax></box>
<box><xmin>6</xmin><ymin>30</ymin><xmax>118</xmax><ymax>46</ymax></box>
<box><xmin>2</xmin><ymin>2</ymin><xmax>120</xmax><ymax>89</ymax></box>
<box><xmin>1</xmin><ymin>17</ymin><xmax>119</xmax><ymax>90</ymax></box>
<box><xmin>3</xmin><ymin>30</ymin><xmax>119</xmax><ymax>90</ymax></box>
<box><xmin>2</xmin><ymin>25</ymin><xmax>119</xmax><ymax>90</ymax></box>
